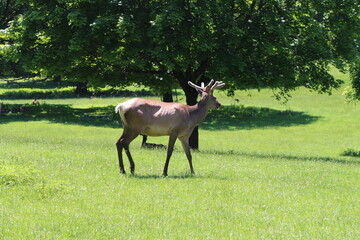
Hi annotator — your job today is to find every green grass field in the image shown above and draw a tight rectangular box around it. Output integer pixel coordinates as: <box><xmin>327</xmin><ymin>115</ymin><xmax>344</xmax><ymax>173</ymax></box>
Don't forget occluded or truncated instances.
<box><xmin>0</xmin><ymin>70</ymin><xmax>359</xmax><ymax>239</ymax></box>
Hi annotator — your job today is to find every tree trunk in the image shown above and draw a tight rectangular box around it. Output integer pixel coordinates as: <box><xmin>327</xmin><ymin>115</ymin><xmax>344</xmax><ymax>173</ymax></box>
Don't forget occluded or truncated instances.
<box><xmin>53</xmin><ymin>75</ymin><xmax>62</xmax><ymax>83</ymax></box>
<box><xmin>173</xmin><ymin>66</ymin><xmax>211</xmax><ymax>150</ymax></box>
<box><xmin>174</xmin><ymin>71</ymin><xmax>200</xmax><ymax>149</ymax></box>
<box><xmin>74</xmin><ymin>82</ymin><xmax>89</xmax><ymax>95</ymax></box>
<box><xmin>162</xmin><ymin>92</ymin><xmax>173</xmax><ymax>102</ymax></box>
<box><xmin>183</xmin><ymin>87</ymin><xmax>199</xmax><ymax>149</ymax></box>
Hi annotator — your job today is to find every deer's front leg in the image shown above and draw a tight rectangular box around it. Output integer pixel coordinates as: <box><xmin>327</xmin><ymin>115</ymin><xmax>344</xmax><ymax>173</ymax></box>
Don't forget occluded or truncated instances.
<box><xmin>163</xmin><ymin>134</ymin><xmax>178</xmax><ymax>176</ymax></box>
<box><xmin>179</xmin><ymin>136</ymin><xmax>195</xmax><ymax>175</ymax></box>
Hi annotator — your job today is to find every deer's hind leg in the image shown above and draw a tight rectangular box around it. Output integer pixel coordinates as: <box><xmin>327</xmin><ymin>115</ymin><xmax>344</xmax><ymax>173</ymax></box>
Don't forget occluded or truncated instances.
<box><xmin>116</xmin><ymin>137</ymin><xmax>126</xmax><ymax>174</ymax></box>
<box><xmin>116</xmin><ymin>128</ymin><xmax>140</xmax><ymax>174</ymax></box>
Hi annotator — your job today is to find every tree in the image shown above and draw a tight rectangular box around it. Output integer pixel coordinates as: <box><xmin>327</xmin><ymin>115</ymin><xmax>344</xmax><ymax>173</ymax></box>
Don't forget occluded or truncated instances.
<box><xmin>0</xmin><ymin>0</ymin><xmax>28</xmax><ymax>30</ymax></box>
<box><xmin>350</xmin><ymin>61</ymin><xmax>360</xmax><ymax>100</ymax></box>
<box><xmin>344</xmin><ymin>57</ymin><xmax>360</xmax><ymax>101</ymax></box>
<box><xmin>8</xmin><ymin>0</ymin><xmax>360</xmax><ymax>148</ymax></box>
<box><xmin>0</xmin><ymin>0</ymin><xmax>28</xmax><ymax>77</ymax></box>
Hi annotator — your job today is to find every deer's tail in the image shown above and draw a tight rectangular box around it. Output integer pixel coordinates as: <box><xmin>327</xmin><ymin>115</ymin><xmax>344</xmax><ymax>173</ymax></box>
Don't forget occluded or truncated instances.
<box><xmin>115</xmin><ymin>103</ymin><xmax>129</xmax><ymax>126</ymax></box>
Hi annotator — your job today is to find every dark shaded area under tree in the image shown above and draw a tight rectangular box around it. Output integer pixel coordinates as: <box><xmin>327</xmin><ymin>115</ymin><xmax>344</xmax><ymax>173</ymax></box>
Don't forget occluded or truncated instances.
<box><xmin>0</xmin><ymin>103</ymin><xmax>320</xmax><ymax>131</ymax></box>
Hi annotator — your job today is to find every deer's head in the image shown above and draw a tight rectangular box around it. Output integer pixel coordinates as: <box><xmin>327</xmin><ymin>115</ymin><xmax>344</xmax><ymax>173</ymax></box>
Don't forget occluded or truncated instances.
<box><xmin>188</xmin><ymin>80</ymin><xmax>225</xmax><ymax>109</ymax></box>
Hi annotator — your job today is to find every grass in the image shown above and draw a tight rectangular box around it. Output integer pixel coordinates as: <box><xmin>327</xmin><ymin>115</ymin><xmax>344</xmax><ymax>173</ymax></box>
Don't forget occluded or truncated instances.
<box><xmin>0</xmin><ymin>71</ymin><xmax>359</xmax><ymax>239</ymax></box>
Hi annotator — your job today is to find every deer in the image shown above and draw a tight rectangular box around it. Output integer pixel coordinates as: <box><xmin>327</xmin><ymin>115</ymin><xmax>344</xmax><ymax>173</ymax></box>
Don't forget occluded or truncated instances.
<box><xmin>115</xmin><ymin>79</ymin><xmax>225</xmax><ymax>176</ymax></box>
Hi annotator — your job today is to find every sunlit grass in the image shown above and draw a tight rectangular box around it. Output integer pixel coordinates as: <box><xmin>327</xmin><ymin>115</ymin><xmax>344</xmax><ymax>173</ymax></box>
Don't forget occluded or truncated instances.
<box><xmin>0</xmin><ymin>121</ymin><xmax>359</xmax><ymax>239</ymax></box>
<box><xmin>0</xmin><ymin>70</ymin><xmax>359</xmax><ymax>239</ymax></box>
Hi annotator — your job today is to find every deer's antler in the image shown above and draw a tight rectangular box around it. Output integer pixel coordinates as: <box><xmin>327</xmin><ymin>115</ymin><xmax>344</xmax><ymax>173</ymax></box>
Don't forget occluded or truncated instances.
<box><xmin>188</xmin><ymin>81</ymin><xmax>203</xmax><ymax>92</ymax></box>
<box><xmin>205</xmin><ymin>79</ymin><xmax>214</xmax><ymax>89</ymax></box>
<box><xmin>211</xmin><ymin>81</ymin><xmax>225</xmax><ymax>90</ymax></box>
<box><xmin>188</xmin><ymin>79</ymin><xmax>225</xmax><ymax>93</ymax></box>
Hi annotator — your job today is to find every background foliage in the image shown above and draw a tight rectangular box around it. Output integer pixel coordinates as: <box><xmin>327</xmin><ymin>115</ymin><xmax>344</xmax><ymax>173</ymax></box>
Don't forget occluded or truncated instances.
<box><xmin>3</xmin><ymin>0</ymin><xmax>359</xmax><ymax>95</ymax></box>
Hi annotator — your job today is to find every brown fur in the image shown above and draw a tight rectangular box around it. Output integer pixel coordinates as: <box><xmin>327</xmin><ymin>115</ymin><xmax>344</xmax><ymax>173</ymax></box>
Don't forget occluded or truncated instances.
<box><xmin>115</xmin><ymin>80</ymin><xmax>225</xmax><ymax>176</ymax></box>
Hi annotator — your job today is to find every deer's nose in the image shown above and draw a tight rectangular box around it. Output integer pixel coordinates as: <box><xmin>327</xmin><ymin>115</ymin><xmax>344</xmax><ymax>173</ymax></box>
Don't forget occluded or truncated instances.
<box><xmin>216</xmin><ymin>102</ymin><xmax>221</xmax><ymax>109</ymax></box>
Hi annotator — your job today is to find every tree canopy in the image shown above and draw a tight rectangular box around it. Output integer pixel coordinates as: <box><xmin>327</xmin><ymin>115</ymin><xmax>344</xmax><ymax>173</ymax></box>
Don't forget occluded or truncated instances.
<box><xmin>0</xmin><ymin>0</ymin><xmax>27</xmax><ymax>30</ymax></box>
<box><xmin>3</xmin><ymin>0</ymin><xmax>360</xmax><ymax>147</ymax></box>
<box><xmin>0</xmin><ymin>0</ymin><xmax>28</xmax><ymax>76</ymax></box>
<box><xmin>7</xmin><ymin>0</ymin><xmax>359</xmax><ymax>93</ymax></box>
<box><xmin>345</xmin><ymin>57</ymin><xmax>360</xmax><ymax>101</ymax></box>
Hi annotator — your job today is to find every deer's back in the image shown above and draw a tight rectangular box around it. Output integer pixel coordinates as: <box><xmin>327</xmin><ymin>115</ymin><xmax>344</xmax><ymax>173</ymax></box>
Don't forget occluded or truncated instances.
<box><xmin>116</xmin><ymin>98</ymin><xmax>191</xmax><ymax>136</ymax></box>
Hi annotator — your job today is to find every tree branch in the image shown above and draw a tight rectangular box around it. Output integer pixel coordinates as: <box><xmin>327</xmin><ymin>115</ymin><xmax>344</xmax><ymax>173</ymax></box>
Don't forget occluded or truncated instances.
<box><xmin>123</xmin><ymin>67</ymin><xmax>167</xmax><ymax>75</ymax></box>
<box><xmin>193</xmin><ymin>59</ymin><xmax>209</xmax><ymax>81</ymax></box>
<box><xmin>243</xmin><ymin>0</ymin><xmax>265</xmax><ymax>24</ymax></box>
<box><xmin>243</xmin><ymin>0</ymin><xmax>257</xmax><ymax>23</ymax></box>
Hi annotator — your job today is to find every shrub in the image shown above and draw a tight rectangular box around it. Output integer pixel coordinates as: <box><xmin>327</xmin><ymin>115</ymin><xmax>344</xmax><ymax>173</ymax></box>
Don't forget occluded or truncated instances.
<box><xmin>340</xmin><ymin>148</ymin><xmax>360</xmax><ymax>157</ymax></box>
<box><xmin>0</xmin><ymin>163</ymin><xmax>39</xmax><ymax>186</ymax></box>
<box><xmin>0</xmin><ymin>161</ymin><xmax>72</xmax><ymax>198</ymax></box>
<box><xmin>34</xmin><ymin>179</ymin><xmax>73</xmax><ymax>199</ymax></box>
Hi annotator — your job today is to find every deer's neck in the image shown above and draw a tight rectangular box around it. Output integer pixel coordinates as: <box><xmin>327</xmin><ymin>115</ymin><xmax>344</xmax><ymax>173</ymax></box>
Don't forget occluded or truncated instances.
<box><xmin>188</xmin><ymin>100</ymin><xmax>209</xmax><ymax>127</ymax></box>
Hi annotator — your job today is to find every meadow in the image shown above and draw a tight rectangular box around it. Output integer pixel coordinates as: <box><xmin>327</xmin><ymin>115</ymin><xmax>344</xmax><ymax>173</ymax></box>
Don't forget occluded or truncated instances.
<box><xmin>0</xmin><ymin>70</ymin><xmax>359</xmax><ymax>239</ymax></box>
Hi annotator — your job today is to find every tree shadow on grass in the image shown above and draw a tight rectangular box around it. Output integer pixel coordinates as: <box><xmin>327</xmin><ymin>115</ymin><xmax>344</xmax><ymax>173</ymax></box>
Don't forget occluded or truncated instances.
<box><xmin>200</xmin><ymin>149</ymin><xmax>360</xmax><ymax>165</ymax></box>
<box><xmin>0</xmin><ymin>104</ymin><xmax>121</xmax><ymax>128</ymax></box>
<box><xmin>203</xmin><ymin>105</ymin><xmax>320</xmax><ymax>130</ymax></box>
<box><xmin>0</xmin><ymin>104</ymin><xmax>320</xmax><ymax>130</ymax></box>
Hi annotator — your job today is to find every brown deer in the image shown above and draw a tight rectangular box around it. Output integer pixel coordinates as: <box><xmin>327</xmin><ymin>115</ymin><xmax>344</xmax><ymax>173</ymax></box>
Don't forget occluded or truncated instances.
<box><xmin>115</xmin><ymin>80</ymin><xmax>225</xmax><ymax>176</ymax></box>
